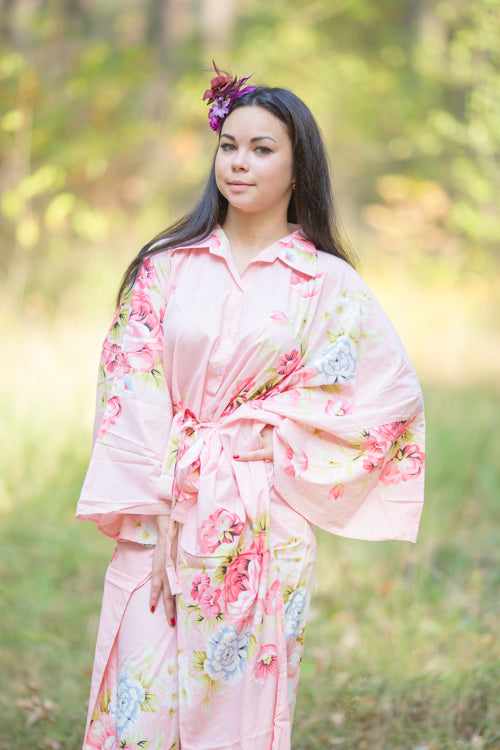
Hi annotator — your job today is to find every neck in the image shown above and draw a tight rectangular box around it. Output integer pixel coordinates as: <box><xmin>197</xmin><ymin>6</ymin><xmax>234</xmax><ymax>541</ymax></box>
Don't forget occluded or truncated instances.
<box><xmin>222</xmin><ymin>209</ymin><xmax>290</xmax><ymax>257</ymax></box>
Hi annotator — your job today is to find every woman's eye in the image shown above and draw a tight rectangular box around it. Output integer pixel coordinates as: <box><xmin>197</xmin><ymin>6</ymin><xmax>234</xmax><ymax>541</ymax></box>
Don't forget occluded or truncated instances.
<box><xmin>220</xmin><ymin>142</ymin><xmax>235</xmax><ymax>152</ymax></box>
<box><xmin>256</xmin><ymin>146</ymin><xmax>272</xmax><ymax>155</ymax></box>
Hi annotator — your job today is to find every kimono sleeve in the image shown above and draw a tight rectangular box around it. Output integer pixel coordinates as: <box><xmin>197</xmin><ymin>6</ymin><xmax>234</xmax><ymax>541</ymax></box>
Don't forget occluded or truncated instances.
<box><xmin>264</xmin><ymin>269</ymin><xmax>425</xmax><ymax>542</ymax></box>
<box><xmin>76</xmin><ymin>254</ymin><xmax>173</xmax><ymax>537</ymax></box>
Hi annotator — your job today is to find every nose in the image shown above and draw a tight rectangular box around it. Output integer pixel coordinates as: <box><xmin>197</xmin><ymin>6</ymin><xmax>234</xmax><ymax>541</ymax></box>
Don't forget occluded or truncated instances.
<box><xmin>231</xmin><ymin>147</ymin><xmax>249</xmax><ymax>171</ymax></box>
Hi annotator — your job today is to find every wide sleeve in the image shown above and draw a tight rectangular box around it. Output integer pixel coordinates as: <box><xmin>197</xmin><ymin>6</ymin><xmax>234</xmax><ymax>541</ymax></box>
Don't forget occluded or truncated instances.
<box><xmin>76</xmin><ymin>254</ymin><xmax>174</xmax><ymax>538</ymax></box>
<box><xmin>260</xmin><ymin>267</ymin><xmax>425</xmax><ymax>543</ymax></box>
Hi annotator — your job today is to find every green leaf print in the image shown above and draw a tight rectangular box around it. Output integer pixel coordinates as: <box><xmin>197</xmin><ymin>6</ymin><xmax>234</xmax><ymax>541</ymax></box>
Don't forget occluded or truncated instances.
<box><xmin>165</xmin><ymin>437</ymin><xmax>179</xmax><ymax>471</ymax></box>
<box><xmin>136</xmin><ymin>368</ymin><xmax>165</xmax><ymax>389</ymax></box>
<box><xmin>247</xmin><ymin>633</ymin><xmax>257</xmax><ymax>661</ymax></box>
<box><xmin>326</xmin><ymin>326</ymin><xmax>346</xmax><ymax>344</ymax></box>
<box><xmin>282</xmin><ymin>585</ymin><xmax>295</xmax><ymax>604</ymax></box>
<box><xmin>192</xmin><ymin>650</ymin><xmax>207</xmax><ymax>672</ymax></box>
<box><xmin>98</xmin><ymin>686</ymin><xmax>112</xmax><ymax>714</ymax></box>
<box><xmin>141</xmin><ymin>689</ymin><xmax>159</xmax><ymax>713</ymax></box>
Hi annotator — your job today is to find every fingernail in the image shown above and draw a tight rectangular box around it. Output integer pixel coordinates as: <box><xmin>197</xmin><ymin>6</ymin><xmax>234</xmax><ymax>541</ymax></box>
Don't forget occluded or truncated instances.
<box><xmin>233</xmin><ymin>454</ymin><xmax>239</xmax><ymax>459</ymax></box>
<box><xmin>151</xmin><ymin>605</ymin><xmax>155</xmax><ymax>613</ymax></box>
<box><xmin>170</xmin><ymin>617</ymin><xmax>176</xmax><ymax>627</ymax></box>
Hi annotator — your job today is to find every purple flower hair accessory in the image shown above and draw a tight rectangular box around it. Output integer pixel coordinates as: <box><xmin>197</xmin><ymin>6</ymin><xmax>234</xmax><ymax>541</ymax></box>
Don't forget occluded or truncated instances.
<box><xmin>203</xmin><ymin>61</ymin><xmax>257</xmax><ymax>132</ymax></box>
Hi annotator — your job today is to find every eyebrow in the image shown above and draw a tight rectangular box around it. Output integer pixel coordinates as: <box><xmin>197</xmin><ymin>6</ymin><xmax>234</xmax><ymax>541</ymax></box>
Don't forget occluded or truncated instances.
<box><xmin>220</xmin><ymin>134</ymin><xmax>277</xmax><ymax>143</ymax></box>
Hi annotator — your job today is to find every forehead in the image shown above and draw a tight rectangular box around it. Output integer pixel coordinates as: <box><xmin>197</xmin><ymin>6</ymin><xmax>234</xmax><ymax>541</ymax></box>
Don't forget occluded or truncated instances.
<box><xmin>220</xmin><ymin>105</ymin><xmax>289</xmax><ymax>141</ymax></box>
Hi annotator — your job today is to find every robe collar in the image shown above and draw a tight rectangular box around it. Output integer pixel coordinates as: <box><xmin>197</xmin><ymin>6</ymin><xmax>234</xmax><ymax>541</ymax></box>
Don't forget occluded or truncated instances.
<box><xmin>171</xmin><ymin>225</ymin><xmax>319</xmax><ymax>278</ymax></box>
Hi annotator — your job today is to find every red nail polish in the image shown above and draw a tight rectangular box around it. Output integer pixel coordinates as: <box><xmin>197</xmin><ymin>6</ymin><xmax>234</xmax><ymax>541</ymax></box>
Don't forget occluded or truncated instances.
<box><xmin>170</xmin><ymin>617</ymin><xmax>176</xmax><ymax>626</ymax></box>
<box><xmin>233</xmin><ymin>454</ymin><xmax>239</xmax><ymax>459</ymax></box>
<box><xmin>151</xmin><ymin>605</ymin><xmax>155</xmax><ymax>613</ymax></box>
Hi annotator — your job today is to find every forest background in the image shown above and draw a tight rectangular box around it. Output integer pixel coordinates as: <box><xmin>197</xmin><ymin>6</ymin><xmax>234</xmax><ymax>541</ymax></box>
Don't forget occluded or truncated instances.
<box><xmin>0</xmin><ymin>0</ymin><xmax>499</xmax><ymax>748</ymax></box>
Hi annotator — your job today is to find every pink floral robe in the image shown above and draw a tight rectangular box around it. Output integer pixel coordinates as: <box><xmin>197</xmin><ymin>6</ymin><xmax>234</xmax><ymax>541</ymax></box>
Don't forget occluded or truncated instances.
<box><xmin>77</xmin><ymin>226</ymin><xmax>425</xmax><ymax>750</ymax></box>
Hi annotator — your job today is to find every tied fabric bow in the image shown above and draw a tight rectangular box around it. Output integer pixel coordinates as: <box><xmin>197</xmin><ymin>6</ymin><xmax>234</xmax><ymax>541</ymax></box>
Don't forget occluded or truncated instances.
<box><xmin>162</xmin><ymin>405</ymin><xmax>271</xmax><ymax>595</ymax></box>
<box><xmin>164</xmin><ymin>408</ymin><xmax>217</xmax><ymax>594</ymax></box>
<box><xmin>203</xmin><ymin>60</ymin><xmax>257</xmax><ymax>131</ymax></box>
<box><xmin>170</xmin><ymin>409</ymin><xmax>214</xmax><ymax>524</ymax></box>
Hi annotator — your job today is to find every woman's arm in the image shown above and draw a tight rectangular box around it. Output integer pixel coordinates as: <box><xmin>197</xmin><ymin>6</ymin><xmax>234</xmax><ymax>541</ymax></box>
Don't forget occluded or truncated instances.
<box><xmin>149</xmin><ymin>515</ymin><xmax>177</xmax><ymax>627</ymax></box>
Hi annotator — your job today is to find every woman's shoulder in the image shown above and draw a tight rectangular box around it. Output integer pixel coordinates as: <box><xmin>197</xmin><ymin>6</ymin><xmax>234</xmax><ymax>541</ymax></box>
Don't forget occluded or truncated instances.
<box><xmin>314</xmin><ymin>246</ymin><xmax>365</xmax><ymax>288</ymax></box>
<box><xmin>294</xmin><ymin>231</ymin><xmax>358</xmax><ymax>276</ymax></box>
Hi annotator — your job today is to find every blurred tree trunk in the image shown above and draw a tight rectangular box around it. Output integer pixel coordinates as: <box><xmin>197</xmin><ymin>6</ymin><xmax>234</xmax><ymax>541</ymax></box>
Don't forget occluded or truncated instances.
<box><xmin>402</xmin><ymin>0</ymin><xmax>425</xmax><ymax>30</ymax></box>
<box><xmin>62</xmin><ymin>0</ymin><xmax>86</xmax><ymax>21</ymax></box>
<box><xmin>147</xmin><ymin>0</ymin><xmax>238</xmax><ymax>56</ymax></box>
<box><xmin>162</xmin><ymin>0</ymin><xmax>193</xmax><ymax>48</ymax></box>
<box><xmin>147</xmin><ymin>0</ymin><xmax>167</xmax><ymax>52</ymax></box>
<box><xmin>200</xmin><ymin>0</ymin><xmax>237</xmax><ymax>50</ymax></box>
<box><xmin>0</xmin><ymin>0</ymin><xmax>15</xmax><ymax>41</ymax></box>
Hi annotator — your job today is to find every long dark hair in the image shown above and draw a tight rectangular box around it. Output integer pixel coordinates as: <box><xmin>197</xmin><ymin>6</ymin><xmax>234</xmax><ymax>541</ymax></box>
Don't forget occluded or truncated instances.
<box><xmin>117</xmin><ymin>86</ymin><xmax>354</xmax><ymax>303</ymax></box>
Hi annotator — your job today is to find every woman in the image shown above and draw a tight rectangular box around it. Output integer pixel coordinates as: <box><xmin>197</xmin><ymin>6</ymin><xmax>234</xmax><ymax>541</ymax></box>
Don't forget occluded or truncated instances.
<box><xmin>77</xmin><ymin>64</ymin><xmax>425</xmax><ymax>750</ymax></box>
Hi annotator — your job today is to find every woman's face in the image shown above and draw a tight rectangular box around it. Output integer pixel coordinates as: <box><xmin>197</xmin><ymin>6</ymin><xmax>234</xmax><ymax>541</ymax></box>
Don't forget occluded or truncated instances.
<box><xmin>215</xmin><ymin>105</ymin><xmax>294</xmax><ymax>220</ymax></box>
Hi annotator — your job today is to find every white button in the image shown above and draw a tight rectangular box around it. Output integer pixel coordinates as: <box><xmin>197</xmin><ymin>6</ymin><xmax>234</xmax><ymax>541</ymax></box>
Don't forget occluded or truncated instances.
<box><xmin>216</xmin><ymin>367</ymin><xmax>222</xmax><ymax>375</ymax></box>
<box><xmin>226</xmin><ymin>328</ymin><xmax>233</xmax><ymax>335</ymax></box>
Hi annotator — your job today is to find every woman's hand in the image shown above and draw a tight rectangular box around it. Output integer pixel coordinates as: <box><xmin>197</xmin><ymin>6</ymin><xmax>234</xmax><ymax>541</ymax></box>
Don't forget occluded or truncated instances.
<box><xmin>149</xmin><ymin>517</ymin><xmax>177</xmax><ymax>627</ymax></box>
<box><xmin>233</xmin><ymin>424</ymin><xmax>274</xmax><ymax>462</ymax></box>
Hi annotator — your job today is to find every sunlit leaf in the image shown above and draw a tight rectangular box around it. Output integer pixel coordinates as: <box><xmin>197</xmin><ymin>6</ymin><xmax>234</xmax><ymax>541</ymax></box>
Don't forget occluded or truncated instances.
<box><xmin>16</xmin><ymin>215</ymin><xmax>40</xmax><ymax>248</ymax></box>
<box><xmin>1</xmin><ymin>109</ymin><xmax>24</xmax><ymax>131</ymax></box>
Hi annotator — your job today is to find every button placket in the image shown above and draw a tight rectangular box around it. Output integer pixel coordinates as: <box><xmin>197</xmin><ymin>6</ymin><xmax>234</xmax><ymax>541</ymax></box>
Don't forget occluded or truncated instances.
<box><xmin>205</xmin><ymin>283</ymin><xmax>243</xmax><ymax>397</ymax></box>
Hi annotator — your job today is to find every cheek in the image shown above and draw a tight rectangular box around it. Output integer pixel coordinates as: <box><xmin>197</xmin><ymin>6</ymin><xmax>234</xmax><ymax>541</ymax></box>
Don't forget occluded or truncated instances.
<box><xmin>214</xmin><ymin>153</ymin><xmax>221</xmax><ymax>176</ymax></box>
<box><xmin>262</xmin><ymin>158</ymin><xmax>293</xmax><ymax>190</ymax></box>
<box><xmin>214</xmin><ymin>154</ymin><xmax>225</xmax><ymax>191</ymax></box>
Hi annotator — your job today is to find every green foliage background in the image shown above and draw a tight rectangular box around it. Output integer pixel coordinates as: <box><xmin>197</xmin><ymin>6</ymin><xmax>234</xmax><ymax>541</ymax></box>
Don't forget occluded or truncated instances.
<box><xmin>1</xmin><ymin>1</ymin><xmax>499</xmax><ymax>748</ymax></box>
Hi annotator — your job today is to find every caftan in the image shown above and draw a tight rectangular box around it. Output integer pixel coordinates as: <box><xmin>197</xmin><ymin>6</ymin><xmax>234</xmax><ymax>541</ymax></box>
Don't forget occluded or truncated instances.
<box><xmin>77</xmin><ymin>226</ymin><xmax>425</xmax><ymax>750</ymax></box>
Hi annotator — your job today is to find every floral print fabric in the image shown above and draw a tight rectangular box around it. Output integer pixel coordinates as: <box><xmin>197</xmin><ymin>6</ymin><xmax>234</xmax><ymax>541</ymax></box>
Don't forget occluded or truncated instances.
<box><xmin>78</xmin><ymin>226</ymin><xmax>425</xmax><ymax>749</ymax></box>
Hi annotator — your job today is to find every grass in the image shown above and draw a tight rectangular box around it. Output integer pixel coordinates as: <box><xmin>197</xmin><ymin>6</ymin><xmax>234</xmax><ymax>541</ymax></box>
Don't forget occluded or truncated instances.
<box><xmin>1</xmin><ymin>283</ymin><xmax>499</xmax><ymax>749</ymax></box>
<box><xmin>292</xmin><ymin>383</ymin><xmax>500</xmax><ymax>750</ymax></box>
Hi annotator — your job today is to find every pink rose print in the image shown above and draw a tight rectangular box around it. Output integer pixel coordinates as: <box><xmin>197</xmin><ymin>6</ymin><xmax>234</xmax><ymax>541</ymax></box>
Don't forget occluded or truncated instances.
<box><xmin>98</xmin><ymin>395</ymin><xmax>122</xmax><ymax>439</ymax></box>
<box><xmin>199</xmin><ymin>586</ymin><xmax>222</xmax><ymax>619</ymax></box>
<box><xmin>223</xmin><ymin>535</ymin><xmax>270</xmax><ymax>627</ymax></box>
<box><xmin>191</xmin><ymin>573</ymin><xmax>211</xmax><ymax>601</ymax></box>
<box><xmin>265</xmin><ymin>579</ymin><xmax>282</xmax><ymax>615</ymax></box>
<box><xmin>284</xmin><ymin>445</ymin><xmax>308</xmax><ymax>477</ymax></box>
<box><xmin>255</xmin><ymin>644</ymin><xmax>278</xmax><ymax>680</ymax></box>
<box><xmin>101</xmin><ymin>340</ymin><xmax>131</xmax><ymax>379</ymax></box>
<box><xmin>86</xmin><ymin>713</ymin><xmax>119</xmax><ymax>750</ymax></box>
<box><xmin>376</xmin><ymin>420</ymin><xmax>411</xmax><ymax>445</ymax></box>
<box><xmin>129</xmin><ymin>291</ymin><xmax>161</xmax><ymax>339</ymax></box>
<box><xmin>136</xmin><ymin>257</ymin><xmax>157</xmax><ymax>289</ymax></box>
<box><xmin>362</xmin><ymin>456</ymin><xmax>380</xmax><ymax>474</ymax></box>
<box><xmin>198</xmin><ymin>509</ymin><xmax>244</xmax><ymax>553</ymax></box>
<box><xmin>380</xmin><ymin>444</ymin><xmax>425</xmax><ymax>485</ymax></box>
<box><xmin>276</xmin><ymin>349</ymin><xmax>302</xmax><ymax>378</ymax></box>
<box><xmin>398</xmin><ymin>444</ymin><xmax>425</xmax><ymax>479</ymax></box>
<box><xmin>290</xmin><ymin>272</ymin><xmax>323</xmax><ymax>298</ymax></box>
<box><xmin>294</xmin><ymin>365</ymin><xmax>318</xmax><ymax>385</ymax></box>
<box><xmin>329</xmin><ymin>483</ymin><xmax>344</xmax><ymax>501</ymax></box>
<box><xmin>360</xmin><ymin>433</ymin><xmax>387</xmax><ymax>459</ymax></box>
<box><xmin>224</xmin><ymin>377</ymin><xmax>256</xmax><ymax>415</ymax></box>
<box><xmin>379</xmin><ymin>461</ymin><xmax>400</xmax><ymax>484</ymax></box>
<box><xmin>127</xmin><ymin>342</ymin><xmax>158</xmax><ymax>372</ymax></box>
